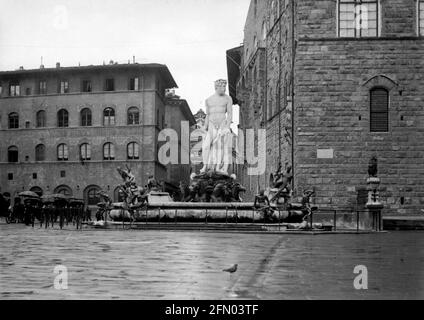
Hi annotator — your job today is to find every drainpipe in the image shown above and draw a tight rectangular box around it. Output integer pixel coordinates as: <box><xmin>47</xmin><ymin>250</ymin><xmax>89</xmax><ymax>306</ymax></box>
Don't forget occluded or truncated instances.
<box><xmin>278</xmin><ymin>11</ymin><xmax>283</xmax><ymax>166</ymax></box>
<box><xmin>264</xmin><ymin>40</ymin><xmax>269</xmax><ymax>188</ymax></box>
<box><xmin>291</xmin><ymin>0</ymin><xmax>296</xmax><ymax>191</ymax></box>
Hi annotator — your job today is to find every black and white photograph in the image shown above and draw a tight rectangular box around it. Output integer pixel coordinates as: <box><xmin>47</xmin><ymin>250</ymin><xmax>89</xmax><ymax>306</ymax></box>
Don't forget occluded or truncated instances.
<box><xmin>0</xmin><ymin>0</ymin><xmax>424</xmax><ymax>306</ymax></box>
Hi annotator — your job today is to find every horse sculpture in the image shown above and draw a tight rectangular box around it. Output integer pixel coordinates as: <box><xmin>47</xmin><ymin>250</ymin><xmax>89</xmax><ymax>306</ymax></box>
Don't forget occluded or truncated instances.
<box><xmin>230</xmin><ymin>182</ymin><xmax>246</xmax><ymax>202</ymax></box>
<box><xmin>179</xmin><ymin>172</ymin><xmax>246</xmax><ymax>203</ymax></box>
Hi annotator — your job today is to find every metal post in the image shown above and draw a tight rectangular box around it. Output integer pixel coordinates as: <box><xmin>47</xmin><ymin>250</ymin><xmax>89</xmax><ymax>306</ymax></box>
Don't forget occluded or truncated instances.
<box><xmin>60</xmin><ymin>209</ymin><xmax>63</xmax><ymax>230</ymax></box>
<box><xmin>225</xmin><ymin>207</ymin><xmax>228</xmax><ymax>224</ymax></box>
<box><xmin>333</xmin><ymin>210</ymin><xmax>337</xmax><ymax>231</ymax></box>
<box><xmin>175</xmin><ymin>209</ymin><xmax>177</xmax><ymax>224</ymax></box>
<box><xmin>205</xmin><ymin>209</ymin><xmax>208</xmax><ymax>224</ymax></box>
<box><xmin>356</xmin><ymin>211</ymin><xmax>360</xmax><ymax>232</ymax></box>
<box><xmin>158</xmin><ymin>208</ymin><xmax>161</xmax><ymax>224</ymax></box>
<box><xmin>310</xmin><ymin>210</ymin><xmax>313</xmax><ymax>229</ymax></box>
<box><xmin>145</xmin><ymin>206</ymin><xmax>148</xmax><ymax>225</ymax></box>
<box><xmin>278</xmin><ymin>209</ymin><xmax>281</xmax><ymax>231</ymax></box>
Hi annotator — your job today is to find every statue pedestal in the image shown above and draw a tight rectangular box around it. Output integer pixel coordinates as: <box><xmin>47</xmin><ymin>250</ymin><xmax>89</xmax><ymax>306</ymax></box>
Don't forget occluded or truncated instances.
<box><xmin>184</xmin><ymin>170</ymin><xmax>243</xmax><ymax>203</ymax></box>
<box><xmin>365</xmin><ymin>177</ymin><xmax>383</xmax><ymax>231</ymax></box>
<box><xmin>148</xmin><ymin>192</ymin><xmax>173</xmax><ymax>204</ymax></box>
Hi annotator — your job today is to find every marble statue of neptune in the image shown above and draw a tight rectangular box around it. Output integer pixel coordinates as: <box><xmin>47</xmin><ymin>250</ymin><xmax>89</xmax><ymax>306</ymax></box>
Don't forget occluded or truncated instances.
<box><xmin>200</xmin><ymin>79</ymin><xmax>233</xmax><ymax>175</ymax></box>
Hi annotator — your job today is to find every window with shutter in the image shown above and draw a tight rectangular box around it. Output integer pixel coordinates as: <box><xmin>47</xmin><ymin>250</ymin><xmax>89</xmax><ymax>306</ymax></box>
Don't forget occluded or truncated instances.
<box><xmin>80</xmin><ymin>143</ymin><xmax>91</xmax><ymax>160</ymax></box>
<box><xmin>57</xmin><ymin>144</ymin><xmax>68</xmax><ymax>161</ymax></box>
<box><xmin>103</xmin><ymin>143</ymin><xmax>115</xmax><ymax>160</ymax></box>
<box><xmin>35</xmin><ymin>144</ymin><xmax>46</xmax><ymax>161</ymax></box>
<box><xmin>370</xmin><ymin>88</ymin><xmax>389</xmax><ymax>132</ymax></box>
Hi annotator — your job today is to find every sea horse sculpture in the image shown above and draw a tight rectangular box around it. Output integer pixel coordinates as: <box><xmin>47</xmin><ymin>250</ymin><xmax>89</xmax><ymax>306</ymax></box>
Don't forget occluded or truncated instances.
<box><xmin>115</xmin><ymin>166</ymin><xmax>149</xmax><ymax>221</ymax></box>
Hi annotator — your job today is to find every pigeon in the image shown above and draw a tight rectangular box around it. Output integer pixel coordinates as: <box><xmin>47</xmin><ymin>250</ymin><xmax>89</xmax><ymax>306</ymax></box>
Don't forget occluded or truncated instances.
<box><xmin>223</xmin><ymin>264</ymin><xmax>238</xmax><ymax>274</ymax></box>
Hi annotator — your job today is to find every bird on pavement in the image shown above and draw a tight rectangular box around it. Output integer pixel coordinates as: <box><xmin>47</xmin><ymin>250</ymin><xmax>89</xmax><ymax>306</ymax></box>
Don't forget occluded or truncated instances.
<box><xmin>223</xmin><ymin>264</ymin><xmax>238</xmax><ymax>274</ymax></box>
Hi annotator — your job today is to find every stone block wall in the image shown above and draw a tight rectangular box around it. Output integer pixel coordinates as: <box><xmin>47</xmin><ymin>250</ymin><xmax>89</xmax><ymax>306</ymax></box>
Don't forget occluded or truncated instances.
<box><xmin>294</xmin><ymin>38</ymin><xmax>424</xmax><ymax>215</ymax></box>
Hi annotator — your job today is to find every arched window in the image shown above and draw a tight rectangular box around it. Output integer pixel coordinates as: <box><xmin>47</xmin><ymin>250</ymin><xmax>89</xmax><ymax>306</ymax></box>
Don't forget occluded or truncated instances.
<box><xmin>30</xmin><ymin>187</ymin><xmax>43</xmax><ymax>197</ymax></box>
<box><xmin>103</xmin><ymin>143</ymin><xmax>115</xmax><ymax>160</ymax></box>
<box><xmin>57</xmin><ymin>109</ymin><xmax>69</xmax><ymax>127</ymax></box>
<box><xmin>103</xmin><ymin>107</ymin><xmax>115</xmax><ymax>126</ymax></box>
<box><xmin>8</xmin><ymin>146</ymin><xmax>18</xmax><ymax>163</ymax></box>
<box><xmin>370</xmin><ymin>88</ymin><xmax>389</xmax><ymax>132</ymax></box>
<box><xmin>35</xmin><ymin>144</ymin><xmax>46</xmax><ymax>161</ymax></box>
<box><xmin>80</xmin><ymin>108</ymin><xmax>92</xmax><ymax>127</ymax></box>
<box><xmin>8</xmin><ymin>113</ymin><xmax>19</xmax><ymax>129</ymax></box>
<box><xmin>127</xmin><ymin>107</ymin><xmax>140</xmax><ymax>125</ymax></box>
<box><xmin>57</xmin><ymin>144</ymin><xmax>69</xmax><ymax>161</ymax></box>
<box><xmin>127</xmin><ymin>142</ymin><xmax>139</xmax><ymax>160</ymax></box>
<box><xmin>36</xmin><ymin>110</ymin><xmax>46</xmax><ymax>128</ymax></box>
<box><xmin>80</xmin><ymin>143</ymin><xmax>91</xmax><ymax>161</ymax></box>
<box><xmin>84</xmin><ymin>185</ymin><xmax>101</xmax><ymax>206</ymax></box>
<box><xmin>54</xmin><ymin>185</ymin><xmax>73</xmax><ymax>197</ymax></box>
<box><xmin>114</xmin><ymin>187</ymin><xmax>125</xmax><ymax>203</ymax></box>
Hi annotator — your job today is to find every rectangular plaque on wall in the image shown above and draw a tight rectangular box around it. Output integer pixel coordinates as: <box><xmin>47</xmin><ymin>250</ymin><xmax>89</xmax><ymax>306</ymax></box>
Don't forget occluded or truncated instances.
<box><xmin>317</xmin><ymin>149</ymin><xmax>334</xmax><ymax>159</ymax></box>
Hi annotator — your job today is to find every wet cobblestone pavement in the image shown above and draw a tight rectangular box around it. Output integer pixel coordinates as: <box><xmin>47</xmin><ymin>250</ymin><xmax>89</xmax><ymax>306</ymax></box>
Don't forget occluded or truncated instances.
<box><xmin>1</xmin><ymin>223</ymin><xmax>423</xmax><ymax>300</ymax></box>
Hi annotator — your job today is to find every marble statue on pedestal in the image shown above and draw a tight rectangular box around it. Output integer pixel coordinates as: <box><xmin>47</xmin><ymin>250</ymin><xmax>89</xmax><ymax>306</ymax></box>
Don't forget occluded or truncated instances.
<box><xmin>200</xmin><ymin>79</ymin><xmax>233</xmax><ymax>175</ymax></box>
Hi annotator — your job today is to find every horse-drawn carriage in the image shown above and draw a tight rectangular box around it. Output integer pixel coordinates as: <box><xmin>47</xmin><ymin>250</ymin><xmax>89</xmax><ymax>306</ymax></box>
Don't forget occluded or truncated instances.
<box><xmin>6</xmin><ymin>191</ymin><xmax>85</xmax><ymax>228</ymax></box>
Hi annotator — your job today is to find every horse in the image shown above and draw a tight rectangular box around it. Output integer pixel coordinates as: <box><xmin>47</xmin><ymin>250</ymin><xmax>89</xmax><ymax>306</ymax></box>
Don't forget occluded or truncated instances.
<box><xmin>230</xmin><ymin>182</ymin><xmax>246</xmax><ymax>202</ymax></box>
<box><xmin>211</xmin><ymin>183</ymin><xmax>229</xmax><ymax>203</ymax></box>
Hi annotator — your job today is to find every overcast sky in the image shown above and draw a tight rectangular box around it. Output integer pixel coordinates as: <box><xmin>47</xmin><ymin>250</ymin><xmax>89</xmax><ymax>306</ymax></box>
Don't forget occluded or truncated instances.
<box><xmin>0</xmin><ymin>0</ymin><xmax>249</xmax><ymax>121</ymax></box>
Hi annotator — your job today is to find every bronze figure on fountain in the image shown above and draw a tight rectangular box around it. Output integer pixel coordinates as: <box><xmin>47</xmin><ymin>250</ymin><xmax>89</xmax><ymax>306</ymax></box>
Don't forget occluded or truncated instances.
<box><xmin>266</xmin><ymin>162</ymin><xmax>293</xmax><ymax>205</ymax></box>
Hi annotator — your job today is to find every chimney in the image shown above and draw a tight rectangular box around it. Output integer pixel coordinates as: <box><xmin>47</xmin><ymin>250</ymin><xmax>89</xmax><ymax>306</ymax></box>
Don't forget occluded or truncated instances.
<box><xmin>56</xmin><ymin>62</ymin><xmax>60</xmax><ymax>68</ymax></box>
<box><xmin>40</xmin><ymin>64</ymin><xmax>45</xmax><ymax>69</ymax></box>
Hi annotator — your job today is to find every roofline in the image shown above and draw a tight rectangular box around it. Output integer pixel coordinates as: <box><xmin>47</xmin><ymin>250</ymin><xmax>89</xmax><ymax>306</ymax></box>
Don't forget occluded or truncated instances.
<box><xmin>226</xmin><ymin>45</ymin><xmax>244</xmax><ymax>54</ymax></box>
<box><xmin>166</xmin><ymin>98</ymin><xmax>196</xmax><ymax>126</ymax></box>
<box><xmin>0</xmin><ymin>63</ymin><xmax>178</xmax><ymax>88</ymax></box>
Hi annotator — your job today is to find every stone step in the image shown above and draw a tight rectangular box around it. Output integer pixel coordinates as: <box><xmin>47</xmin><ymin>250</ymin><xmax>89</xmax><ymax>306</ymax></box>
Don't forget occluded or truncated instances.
<box><xmin>94</xmin><ymin>222</ymin><xmax>266</xmax><ymax>231</ymax></box>
<box><xmin>383</xmin><ymin>216</ymin><xmax>424</xmax><ymax>230</ymax></box>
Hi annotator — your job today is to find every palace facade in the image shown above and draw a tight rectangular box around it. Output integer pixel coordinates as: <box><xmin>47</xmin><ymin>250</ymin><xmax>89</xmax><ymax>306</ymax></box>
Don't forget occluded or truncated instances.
<box><xmin>228</xmin><ymin>0</ymin><xmax>424</xmax><ymax>215</ymax></box>
<box><xmin>0</xmin><ymin>62</ymin><xmax>194</xmax><ymax>206</ymax></box>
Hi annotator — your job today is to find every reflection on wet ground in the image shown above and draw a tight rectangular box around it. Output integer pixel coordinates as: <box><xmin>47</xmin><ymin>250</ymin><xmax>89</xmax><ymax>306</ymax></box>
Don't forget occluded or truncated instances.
<box><xmin>0</xmin><ymin>224</ymin><xmax>423</xmax><ymax>299</ymax></box>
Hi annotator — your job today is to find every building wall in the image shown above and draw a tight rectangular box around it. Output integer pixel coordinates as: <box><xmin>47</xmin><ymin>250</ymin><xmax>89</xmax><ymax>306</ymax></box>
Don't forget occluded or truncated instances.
<box><xmin>236</xmin><ymin>0</ymin><xmax>270</xmax><ymax>200</ymax></box>
<box><xmin>265</xmin><ymin>0</ymin><xmax>293</xmax><ymax>184</ymax></box>
<box><xmin>231</xmin><ymin>0</ymin><xmax>424</xmax><ymax>215</ymax></box>
<box><xmin>165</xmin><ymin>99</ymin><xmax>193</xmax><ymax>190</ymax></box>
<box><xmin>294</xmin><ymin>0</ymin><xmax>424</xmax><ymax>214</ymax></box>
<box><xmin>0</xmin><ymin>65</ymin><xmax>182</xmax><ymax>205</ymax></box>
<box><xmin>295</xmin><ymin>38</ymin><xmax>424</xmax><ymax>214</ymax></box>
<box><xmin>297</xmin><ymin>0</ymin><xmax>419</xmax><ymax>38</ymax></box>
